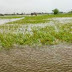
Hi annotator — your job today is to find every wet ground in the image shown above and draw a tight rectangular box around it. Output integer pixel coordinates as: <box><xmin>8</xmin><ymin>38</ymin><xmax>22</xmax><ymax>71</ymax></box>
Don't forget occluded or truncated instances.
<box><xmin>0</xmin><ymin>43</ymin><xmax>72</xmax><ymax>72</ymax></box>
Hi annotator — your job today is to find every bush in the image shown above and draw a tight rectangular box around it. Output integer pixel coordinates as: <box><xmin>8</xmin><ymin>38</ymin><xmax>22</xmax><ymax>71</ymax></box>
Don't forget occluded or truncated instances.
<box><xmin>52</xmin><ymin>9</ymin><xmax>59</xmax><ymax>15</ymax></box>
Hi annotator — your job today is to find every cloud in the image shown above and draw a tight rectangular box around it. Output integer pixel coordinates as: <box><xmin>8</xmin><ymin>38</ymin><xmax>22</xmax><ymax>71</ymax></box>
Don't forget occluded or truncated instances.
<box><xmin>0</xmin><ymin>0</ymin><xmax>72</xmax><ymax>13</ymax></box>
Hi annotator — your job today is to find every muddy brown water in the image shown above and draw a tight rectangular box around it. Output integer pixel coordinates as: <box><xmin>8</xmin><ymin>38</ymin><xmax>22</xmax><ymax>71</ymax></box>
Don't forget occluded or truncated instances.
<box><xmin>0</xmin><ymin>43</ymin><xmax>72</xmax><ymax>72</ymax></box>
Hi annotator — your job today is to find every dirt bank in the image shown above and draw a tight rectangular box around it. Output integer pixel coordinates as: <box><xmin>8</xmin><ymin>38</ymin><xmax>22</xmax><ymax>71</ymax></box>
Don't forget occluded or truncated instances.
<box><xmin>0</xmin><ymin>43</ymin><xmax>72</xmax><ymax>72</ymax></box>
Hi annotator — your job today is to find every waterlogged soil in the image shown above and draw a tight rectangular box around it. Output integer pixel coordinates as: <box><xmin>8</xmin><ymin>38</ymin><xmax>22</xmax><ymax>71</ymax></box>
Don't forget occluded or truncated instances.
<box><xmin>0</xmin><ymin>43</ymin><xmax>72</xmax><ymax>72</ymax></box>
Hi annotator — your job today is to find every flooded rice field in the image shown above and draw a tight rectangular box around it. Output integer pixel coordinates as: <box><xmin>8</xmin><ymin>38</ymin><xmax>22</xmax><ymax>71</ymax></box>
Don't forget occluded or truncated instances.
<box><xmin>0</xmin><ymin>17</ymin><xmax>72</xmax><ymax>34</ymax></box>
<box><xmin>0</xmin><ymin>17</ymin><xmax>72</xmax><ymax>72</ymax></box>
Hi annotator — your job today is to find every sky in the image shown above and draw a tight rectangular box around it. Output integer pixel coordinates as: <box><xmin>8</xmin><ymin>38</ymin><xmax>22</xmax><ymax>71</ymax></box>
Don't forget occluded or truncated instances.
<box><xmin>0</xmin><ymin>0</ymin><xmax>72</xmax><ymax>14</ymax></box>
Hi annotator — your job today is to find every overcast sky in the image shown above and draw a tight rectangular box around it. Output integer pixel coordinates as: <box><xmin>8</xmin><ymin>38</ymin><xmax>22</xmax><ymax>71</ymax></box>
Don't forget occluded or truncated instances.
<box><xmin>0</xmin><ymin>0</ymin><xmax>72</xmax><ymax>14</ymax></box>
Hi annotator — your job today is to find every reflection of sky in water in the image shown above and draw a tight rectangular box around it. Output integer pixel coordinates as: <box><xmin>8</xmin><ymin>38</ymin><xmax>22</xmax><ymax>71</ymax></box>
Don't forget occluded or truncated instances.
<box><xmin>0</xmin><ymin>17</ymin><xmax>72</xmax><ymax>34</ymax></box>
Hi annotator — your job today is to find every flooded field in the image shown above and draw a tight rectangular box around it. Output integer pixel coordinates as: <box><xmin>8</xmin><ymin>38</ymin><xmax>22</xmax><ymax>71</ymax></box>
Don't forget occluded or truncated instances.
<box><xmin>0</xmin><ymin>44</ymin><xmax>72</xmax><ymax>72</ymax></box>
<box><xmin>0</xmin><ymin>15</ymin><xmax>72</xmax><ymax>72</ymax></box>
<box><xmin>0</xmin><ymin>17</ymin><xmax>72</xmax><ymax>34</ymax></box>
<box><xmin>0</xmin><ymin>17</ymin><xmax>24</xmax><ymax>25</ymax></box>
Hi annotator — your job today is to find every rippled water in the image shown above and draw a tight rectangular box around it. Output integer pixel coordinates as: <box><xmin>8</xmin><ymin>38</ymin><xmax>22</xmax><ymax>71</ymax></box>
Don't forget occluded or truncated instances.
<box><xmin>0</xmin><ymin>44</ymin><xmax>72</xmax><ymax>72</ymax></box>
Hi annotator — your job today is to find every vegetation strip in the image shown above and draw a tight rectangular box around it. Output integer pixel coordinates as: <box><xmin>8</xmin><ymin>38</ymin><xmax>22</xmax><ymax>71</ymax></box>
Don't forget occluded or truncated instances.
<box><xmin>0</xmin><ymin>14</ymin><xmax>72</xmax><ymax>49</ymax></box>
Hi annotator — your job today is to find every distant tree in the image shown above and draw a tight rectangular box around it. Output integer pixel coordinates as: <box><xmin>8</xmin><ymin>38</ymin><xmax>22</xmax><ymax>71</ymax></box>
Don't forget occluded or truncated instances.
<box><xmin>52</xmin><ymin>9</ymin><xmax>59</xmax><ymax>14</ymax></box>
<box><xmin>17</xmin><ymin>13</ymin><xmax>19</xmax><ymax>15</ymax></box>
<box><xmin>68</xmin><ymin>10</ymin><xmax>72</xmax><ymax>13</ymax></box>
<box><xmin>0</xmin><ymin>14</ymin><xmax>4</xmax><ymax>16</ymax></box>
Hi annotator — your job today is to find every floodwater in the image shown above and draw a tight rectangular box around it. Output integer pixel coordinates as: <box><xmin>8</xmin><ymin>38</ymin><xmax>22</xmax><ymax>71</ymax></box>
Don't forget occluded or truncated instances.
<box><xmin>0</xmin><ymin>17</ymin><xmax>24</xmax><ymax>25</ymax></box>
<box><xmin>16</xmin><ymin>17</ymin><xmax>72</xmax><ymax>34</ymax></box>
<box><xmin>0</xmin><ymin>17</ymin><xmax>72</xmax><ymax>34</ymax></box>
<box><xmin>52</xmin><ymin>17</ymin><xmax>72</xmax><ymax>24</ymax></box>
<box><xmin>0</xmin><ymin>17</ymin><xmax>72</xmax><ymax>72</ymax></box>
<box><xmin>0</xmin><ymin>44</ymin><xmax>72</xmax><ymax>72</ymax></box>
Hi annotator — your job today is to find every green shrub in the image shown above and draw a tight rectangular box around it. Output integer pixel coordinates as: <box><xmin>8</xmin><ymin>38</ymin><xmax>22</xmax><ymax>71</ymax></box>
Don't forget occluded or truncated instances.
<box><xmin>52</xmin><ymin>9</ymin><xmax>59</xmax><ymax>15</ymax></box>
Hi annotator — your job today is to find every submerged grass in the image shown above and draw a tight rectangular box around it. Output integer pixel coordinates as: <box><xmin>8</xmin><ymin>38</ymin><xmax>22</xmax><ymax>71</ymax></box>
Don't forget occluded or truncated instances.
<box><xmin>0</xmin><ymin>23</ymin><xmax>72</xmax><ymax>49</ymax></box>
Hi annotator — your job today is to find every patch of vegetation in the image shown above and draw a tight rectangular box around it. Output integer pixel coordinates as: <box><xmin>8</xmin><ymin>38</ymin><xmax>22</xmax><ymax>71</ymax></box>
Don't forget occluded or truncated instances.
<box><xmin>0</xmin><ymin>23</ymin><xmax>72</xmax><ymax>49</ymax></box>
<box><xmin>7</xmin><ymin>15</ymin><xmax>50</xmax><ymax>24</ymax></box>
<box><xmin>7</xmin><ymin>14</ymin><xmax>72</xmax><ymax>24</ymax></box>
<box><xmin>52</xmin><ymin>9</ymin><xmax>59</xmax><ymax>14</ymax></box>
<box><xmin>0</xmin><ymin>14</ymin><xmax>72</xmax><ymax>50</ymax></box>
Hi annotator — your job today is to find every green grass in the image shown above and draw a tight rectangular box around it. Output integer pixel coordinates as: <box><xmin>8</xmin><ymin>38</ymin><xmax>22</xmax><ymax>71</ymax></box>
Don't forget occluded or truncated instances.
<box><xmin>0</xmin><ymin>24</ymin><xmax>19</xmax><ymax>32</ymax></box>
<box><xmin>7</xmin><ymin>15</ymin><xmax>50</xmax><ymax>24</ymax></box>
<box><xmin>0</xmin><ymin>23</ymin><xmax>72</xmax><ymax>49</ymax></box>
<box><xmin>7</xmin><ymin>13</ymin><xmax>72</xmax><ymax>24</ymax></box>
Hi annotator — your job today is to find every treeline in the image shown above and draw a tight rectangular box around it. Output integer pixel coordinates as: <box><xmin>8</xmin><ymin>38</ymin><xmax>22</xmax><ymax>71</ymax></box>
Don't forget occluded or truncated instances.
<box><xmin>0</xmin><ymin>12</ymin><xmax>49</xmax><ymax>16</ymax></box>
<box><xmin>0</xmin><ymin>9</ymin><xmax>72</xmax><ymax>16</ymax></box>
<box><xmin>0</xmin><ymin>13</ymin><xmax>26</xmax><ymax>16</ymax></box>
